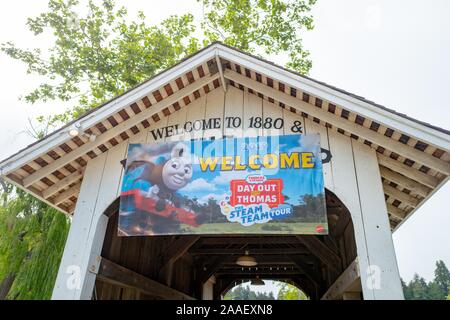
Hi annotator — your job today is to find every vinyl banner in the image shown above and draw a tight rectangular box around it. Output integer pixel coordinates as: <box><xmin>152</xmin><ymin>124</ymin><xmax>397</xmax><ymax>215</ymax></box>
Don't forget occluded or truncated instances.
<box><xmin>119</xmin><ymin>134</ymin><xmax>327</xmax><ymax>236</ymax></box>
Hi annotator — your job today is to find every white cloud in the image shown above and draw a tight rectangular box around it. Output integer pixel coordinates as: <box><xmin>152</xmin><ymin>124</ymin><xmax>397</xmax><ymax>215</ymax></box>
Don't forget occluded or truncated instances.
<box><xmin>182</xmin><ymin>178</ymin><xmax>216</xmax><ymax>192</ymax></box>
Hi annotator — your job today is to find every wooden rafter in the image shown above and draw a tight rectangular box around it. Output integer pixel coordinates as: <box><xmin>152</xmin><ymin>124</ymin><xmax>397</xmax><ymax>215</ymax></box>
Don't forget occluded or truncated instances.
<box><xmin>383</xmin><ymin>182</ymin><xmax>420</xmax><ymax>207</ymax></box>
<box><xmin>53</xmin><ymin>184</ymin><xmax>81</xmax><ymax>205</ymax></box>
<box><xmin>42</xmin><ymin>168</ymin><xmax>84</xmax><ymax>199</ymax></box>
<box><xmin>223</xmin><ymin>69</ymin><xmax>450</xmax><ymax>175</ymax></box>
<box><xmin>96</xmin><ymin>257</ymin><xmax>195</xmax><ymax>300</ymax></box>
<box><xmin>22</xmin><ymin>72</ymin><xmax>220</xmax><ymax>187</ymax></box>
<box><xmin>377</xmin><ymin>153</ymin><xmax>439</xmax><ymax>189</ymax></box>
<box><xmin>296</xmin><ymin>236</ymin><xmax>342</xmax><ymax>272</ymax></box>
<box><xmin>380</xmin><ymin>166</ymin><xmax>431</xmax><ymax>198</ymax></box>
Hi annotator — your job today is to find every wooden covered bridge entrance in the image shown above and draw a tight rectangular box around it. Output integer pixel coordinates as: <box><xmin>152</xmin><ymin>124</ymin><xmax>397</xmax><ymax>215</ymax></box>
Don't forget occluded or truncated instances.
<box><xmin>95</xmin><ymin>189</ymin><xmax>357</xmax><ymax>300</ymax></box>
<box><xmin>1</xmin><ymin>43</ymin><xmax>448</xmax><ymax>300</ymax></box>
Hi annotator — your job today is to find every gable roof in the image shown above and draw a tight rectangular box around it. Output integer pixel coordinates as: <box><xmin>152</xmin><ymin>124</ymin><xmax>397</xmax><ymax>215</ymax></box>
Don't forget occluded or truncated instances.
<box><xmin>1</xmin><ymin>42</ymin><xmax>449</xmax><ymax>230</ymax></box>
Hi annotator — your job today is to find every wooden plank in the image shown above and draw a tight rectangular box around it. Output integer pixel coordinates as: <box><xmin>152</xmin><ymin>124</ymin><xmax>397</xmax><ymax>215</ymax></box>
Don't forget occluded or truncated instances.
<box><xmin>223</xmin><ymin>86</ymin><xmax>244</xmax><ymax>138</ymax></box>
<box><xmin>382</xmin><ymin>182</ymin><xmax>420</xmax><ymax>207</ymax></box>
<box><xmin>53</xmin><ymin>184</ymin><xmax>81</xmax><ymax>205</ymax></box>
<box><xmin>23</xmin><ymin>73</ymin><xmax>220</xmax><ymax>187</ymax></box>
<box><xmin>146</xmin><ymin>114</ymin><xmax>169</xmax><ymax>143</ymax></box>
<box><xmin>159</xmin><ymin>236</ymin><xmax>199</xmax><ymax>285</ymax></box>
<box><xmin>215</xmin><ymin>56</ymin><xmax>227</xmax><ymax>92</ymax></box>
<box><xmin>165</xmin><ymin>103</ymin><xmax>187</xmax><ymax>142</ymax></box>
<box><xmin>377</xmin><ymin>153</ymin><xmax>439</xmax><ymax>189</ymax></box>
<box><xmin>262</xmin><ymin>99</ymin><xmax>283</xmax><ymax>137</ymax></box>
<box><xmin>321</xmin><ymin>259</ymin><xmax>360</xmax><ymax>300</ymax></box>
<box><xmin>97</xmin><ymin>258</ymin><xmax>195</xmax><ymax>300</ymax></box>
<box><xmin>198</xmin><ymin>236</ymin><xmax>300</xmax><ymax>245</ymax></box>
<box><xmin>42</xmin><ymin>168</ymin><xmax>84</xmax><ymax>199</ymax></box>
<box><xmin>163</xmin><ymin>236</ymin><xmax>200</xmax><ymax>263</ymax></box>
<box><xmin>288</xmin><ymin>255</ymin><xmax>322</xmax><ymax>286</ymax></box>
<box><xmin>296</xmin><ymin>236</ymin><xmax>341</xmax><ymax>272</ymax></box>
<box><xmin>77</xmin><ymin>142</ymin><xmax>129</xmax><ymax>299</ymax></box>
<box><xmin>190</xmin><ymin>247</ymin><xmax>309</xmax><ymax>255</ymax></box>
<box><xmin>224</xmin><ymin>69</ymin><xmax>450</xmax><ymax>175</ymax></box>
<box><xmin>52</xmin><ymin>152</ymin><xmax>107</xmax><ymax>300</ymax></box>
<box><xmin>203</xmin><ymin>88</ymin><xmax>225</xmax><ymax>140</ymax></box>
<box><xmin>184</xmin><ymin>95</ymin><xmax>206</xmax><ymax>141</ymax></box>
<box><xmin>326</xmin><ymin>128</ymin><xmax>374</xmax><ymax>299</ymax></box>
<box><xmin>380</xmin><ymin>166</ymin><xmax>431</xmax><ymax>197</ymax></box>
<box><xmin>352</xmin><ymin>141</ymin><xmax>404</xmax><ymax>299</ymax></box>
<box><xmin>386</xmin><ymin>203</ymin><xmax>407</xmax><ymax>219</ymax></box>
<box><xmin>243</xmin><ymin>91</ymin><xmax>263</xmax><ymax>138</ymax></box>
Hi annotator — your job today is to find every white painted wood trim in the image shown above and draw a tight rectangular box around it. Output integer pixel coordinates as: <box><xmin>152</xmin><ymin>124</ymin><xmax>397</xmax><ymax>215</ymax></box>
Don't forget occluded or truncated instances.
<box><xmin>0</xmin><ymin>45</ymin><xmax>217</xmax><ymax>175</ymax></box>
<box><xmin>223</xmin><ymin>69</ymin><xmax>450</xmax><ymax>175</ymax></box>
<box><xmin>216</xmin><ymin>45</ymin><xmax>450</xmax><ymax>150</ymax></box>
<box><xmin>352</xmin><ymin>141</ymin><xmax>404</xmax><ymax>300</ymax></box>
<box><xmin>22</xmin><ymin>73</ymin><xmax>220</xmax><ymax>186</ymax></box>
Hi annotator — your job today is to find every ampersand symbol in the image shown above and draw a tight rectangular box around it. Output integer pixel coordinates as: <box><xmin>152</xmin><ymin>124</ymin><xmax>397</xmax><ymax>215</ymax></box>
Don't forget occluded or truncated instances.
<box><xmin>291</xmin><ymin>120</ymin><xmax>303</xmax><ymax>133</ymax></box>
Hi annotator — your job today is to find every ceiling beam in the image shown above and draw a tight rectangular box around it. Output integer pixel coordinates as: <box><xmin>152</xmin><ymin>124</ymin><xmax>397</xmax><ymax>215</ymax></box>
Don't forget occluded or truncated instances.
<box><xmin>53</xmin><ymin>183</ymin><xmax>81</xmax><ymax>205</ymax></box>
<box><xmin>377</xmin><ymin>153</ymin><xmax>439</xmax><ymax>189</ymax></box>
<box><xmin>159</xmin><ymin>236</ymin><xmax>199</xmax><ymax>286</ymax></box>
<box><xmin>96</xmin><ymin>257</ymin><xmax>195</xmax><ymax>300</ymax></box>
<box><xmin>215</xmin><ymin>55</ymin><xmax>227</xmax><ymax>92</ymax></box>
<box><xmin>288</xmin><ymin>255</ymin><xmax>322</xmax><ymax>286</ymax></box>
<box><xmin>383</xmin><ymin>182</ymin><xmax>420</xmax><ymax>207</ymax></box>
<box><xmin>22</xmin><ymin>72</ymin><xmax>220</xmax><ymax>187</ymax></box>
<box><xmin>296</xmin><ymin>236</ymin><xmax>342</xmax><ymax>272</ymax></box>
<box><xmin>190</xmin><ymin>247</ymin><xmax>309</xmax><ymax>255</ymax></box>
<box><xmin>197</xmin><ymin>236</ymin><xmax>300</xmax><ymax>245</ymax></box>
<box><xmin>42</xmin><ymin>168</ymin><xmax>85</xmax><ymax>199</ymax></box>
<box><xmin>386</xmin><ymin>203</ymin><xmax>407</xmax><ymax>219</ymax></box>
<box><xmin>321</xmin><ymin>259</ymin><xmax>360</xmax><ymax>300</ymax></box>
<box><xmin>380</xmin><ymin>166</ymin><xmax>431</xmax><ymax>198</ymax></box>
<box><xmin>224</xmin><ymin>69</ymin><xmax>450</xmax><ymax>175</ymax></box>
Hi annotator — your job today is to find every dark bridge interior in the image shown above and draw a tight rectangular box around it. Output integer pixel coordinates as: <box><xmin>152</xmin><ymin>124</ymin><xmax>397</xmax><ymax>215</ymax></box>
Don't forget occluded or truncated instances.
<box><xmin>94</xmin><ymin>190</ymin><xmax>359</xmax><ymax>300</ymax></box>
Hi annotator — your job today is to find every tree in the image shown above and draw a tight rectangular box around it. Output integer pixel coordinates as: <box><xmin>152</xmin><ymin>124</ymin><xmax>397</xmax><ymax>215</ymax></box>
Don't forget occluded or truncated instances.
<box><xmin>434</xmin><ymin>260</ymin><xmax>450</xmax><ymax>298</ymax></box>
<box><xmin>200</xmin><ymin>0</ymin><xmax>316</xmax><ymax>74</ymax></box>
<box><xmin>224</xmin><ymin>283</ymin><xmax>275</xmax><ymax>300</ymax></box>
<box><xmin>277</xmin><ymin>282</ymin><xmax>308</xmax><ymax>300</ymax></box>
<box><xmin>2</xmin><ymin>0</ymin><xmax>316</xmax><ymax>133</ymax></box>
<box><xmin>0</xmin><ymin>189</ymin><xmax>70</xmax><ymax>299</ymax></box>
<box><xmin>1</xmin><ymin>0</ymin><xmax>316</xmax><ymax>299</ymax></box>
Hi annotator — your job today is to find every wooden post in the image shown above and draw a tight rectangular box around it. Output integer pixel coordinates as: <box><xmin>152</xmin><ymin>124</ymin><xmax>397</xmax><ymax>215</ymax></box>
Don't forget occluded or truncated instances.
<box><xmin>52</xmin><ymin>142</ymin><xmax>128</xmax><ymax>300</ymax></box>
<box><xmin>202</xmin><ymin>276</ymin><xmax>216</xmax><ymax>300</ymax></box>
<box><xmin>351</xmin><ymin>141</ymin><xmax>405</xmax><ymax>300</ymax></box>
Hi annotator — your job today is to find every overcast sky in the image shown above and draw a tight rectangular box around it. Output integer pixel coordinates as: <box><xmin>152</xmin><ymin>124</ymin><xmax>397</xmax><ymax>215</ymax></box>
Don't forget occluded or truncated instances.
<box><xmin>0</xmin><ymin>0</ymin><xmax>449</xmax><ymax>288</ymax></box>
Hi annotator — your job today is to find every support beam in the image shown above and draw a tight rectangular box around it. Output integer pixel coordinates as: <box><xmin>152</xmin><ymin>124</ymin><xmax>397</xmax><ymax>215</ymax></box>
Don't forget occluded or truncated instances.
<box><xmin>377</xmin><ymin>153</ymin><xmax>439</xmax><ymax>189</ymax></box>
<box><xmin>380</xmin><ymin>166</ymin><xmax>431</xmax><ymax>197</ymax></box>
<box><xmin>386</xmin><ymin>203</ymin><xmax>407</xmax><ymax>219</ymax></box>
<box><xmin>42</xmin><ymin>168</ymin><xmax>84</xmax><ymax>199</ymax></box>
<box><xmin>23</xmin><ymin>72</ymin><xmax>220</xmax><ymax>187</ymax></box>
<box><xmin>288</xmin><ymin>256</ymin><xmax>322</xmax><ymax>286</ymax></box>
<box><xmin>198</xmin><ymin>256</ymin><xmax>232</xmax><ymax>285</ymax></box>
<box><xmin>215</xmin><ymin>55</ymin><xmax>227</xmax><ymax>92</ymax></box>
<box><xmin>97</xmin><ymin>257</ymin><xmax>195</xmax><ymax>300</ymax></box>
<box><xmin>53</xmin><ymin>184</ymin><xmax>81</xmax><ymax>205</ymax></box>
<box><xmin>215</xmin><ymin>270</ymin><xmax>303</xmax><ymax>276</ymax></box>
<box><xmin>321</xmin><ymin>259</ymin><xmax>360</xmax><ymax>300</ymax></box>
<box><xmin>197</xmin><ymin>236</ymin><xmax>299</xmax><ymax>245</ymax></box>
<box><xmin>224</xmin><ymin>69</ymin><xmax>450</xmax><ymax>175</ymax></box>
<box><xmin>190</xmin><ymin>247</ymin><xmax>309</xmax><ymax>255</ymax></box>
<box><xmin>159</xmin><ymin>236</ymin><xmax>199</xmax><ymax>285</ymax></box>
<box><xmin>296</xmin><ymin>236</ymin><xmax>342</xmax><ymax>272</ymax></box>
<box><xmin>382</xmin><ymin>182</ymin><xmax>420</xmax><ymax>207</ymax></box>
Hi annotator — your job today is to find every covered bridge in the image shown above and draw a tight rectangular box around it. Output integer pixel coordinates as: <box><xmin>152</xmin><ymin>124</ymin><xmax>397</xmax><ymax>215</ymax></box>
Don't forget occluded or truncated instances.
<box><xmin>0</xmin><ymin>42</ymin><xmax>449</xmax><ymax>300</ymax></box>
